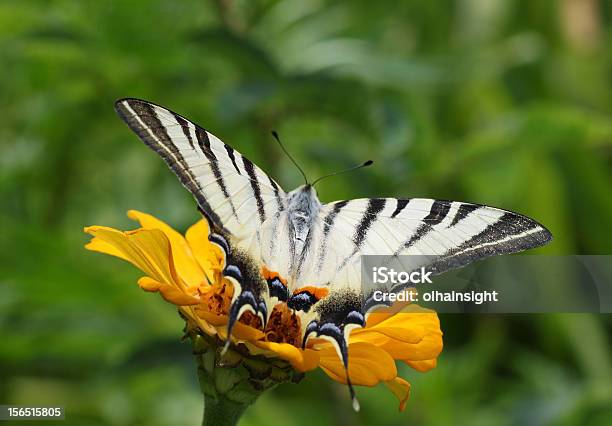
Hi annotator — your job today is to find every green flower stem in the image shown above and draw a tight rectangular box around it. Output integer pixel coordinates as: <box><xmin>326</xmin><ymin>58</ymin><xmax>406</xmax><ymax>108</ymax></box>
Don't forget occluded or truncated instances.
<box><xmin>202</xmin><ymin>393</ymin><xmax>248</xmax><ymax>426</ymax></box>
<box><xmin>187</xmin><ymin>323</ymin><xmax>304</xmax><ymax>426</ymax></box>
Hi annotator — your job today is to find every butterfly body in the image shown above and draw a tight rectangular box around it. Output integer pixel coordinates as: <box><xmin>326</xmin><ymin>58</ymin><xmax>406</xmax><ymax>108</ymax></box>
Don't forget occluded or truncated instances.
<box><xmin>115</xmin><ymin>98</ymin><xmax>552</xmax><ymax>408</ymax></box>
<box><xmin>285</xmin><ymin>185</ymin><xmax>322</xmax><ymax>271</ymax></box>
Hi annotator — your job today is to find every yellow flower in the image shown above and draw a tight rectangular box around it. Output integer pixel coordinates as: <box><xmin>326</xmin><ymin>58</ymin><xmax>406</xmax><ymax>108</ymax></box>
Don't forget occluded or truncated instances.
<box><xmin>84</xmin><ymin>210</ymin><xmax>443</xmax><ymax>411</ymax></box>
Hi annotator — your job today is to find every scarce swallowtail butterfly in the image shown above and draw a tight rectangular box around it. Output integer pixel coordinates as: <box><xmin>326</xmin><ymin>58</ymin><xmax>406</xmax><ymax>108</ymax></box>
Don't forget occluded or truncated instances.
<box><xmin>115</xmin><ymin>98</ymin><xmax>552</xmax><ymax>410</ymax></box>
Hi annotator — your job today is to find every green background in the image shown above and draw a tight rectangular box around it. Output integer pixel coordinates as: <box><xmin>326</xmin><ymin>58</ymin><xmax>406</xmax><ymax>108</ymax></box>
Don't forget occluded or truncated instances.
<box><xmin>2</xmin><ymin>1</ymin><xmax>612</xmax><ymax>425</ymax></box>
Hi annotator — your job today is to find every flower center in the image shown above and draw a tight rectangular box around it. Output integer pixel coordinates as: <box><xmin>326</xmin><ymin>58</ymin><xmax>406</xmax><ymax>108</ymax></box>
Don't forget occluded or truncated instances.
<box><xmin>199</xmin><ymin>274</ymin><xmax>233</xmax><ymax>315</ymax></box>
<box><xmin>198</xmin><ymin>277</ymin><xmax>303</xmax><ymax>348</ymax></box>
<box><xmin>263</xmin><ymin>304</ymin><xmax>301</xmax><ymax>347</ymax></box>
<box><xmin>236</xmin><ymin>304</ymin><xmax>302</xmax><ymax>347</ymax></box>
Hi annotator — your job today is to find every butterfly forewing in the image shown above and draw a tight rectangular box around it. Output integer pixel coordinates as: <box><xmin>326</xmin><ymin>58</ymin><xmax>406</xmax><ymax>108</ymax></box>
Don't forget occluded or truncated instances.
<box><xmin>302</xmin><ymin>198</ymin><xmax>551</xmax><ymax>295</ymax></box>
<box><xmin>114</xmin><ymin>98</ymin><xmax>286</xmax><ymax>242</ymax></box>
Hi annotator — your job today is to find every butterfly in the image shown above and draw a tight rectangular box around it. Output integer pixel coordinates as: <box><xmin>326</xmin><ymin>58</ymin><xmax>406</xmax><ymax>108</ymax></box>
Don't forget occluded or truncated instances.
<box><xmin>115</xmin><ymin>98</ymin><xmax>552</xmax><ymax>408</ymax></box>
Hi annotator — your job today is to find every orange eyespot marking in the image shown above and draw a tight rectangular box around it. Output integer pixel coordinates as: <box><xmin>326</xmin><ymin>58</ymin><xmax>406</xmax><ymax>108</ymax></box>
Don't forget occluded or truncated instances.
<box><xmin>261</xmin><ymin>266</ymin><xmax>287</xmax><ymax>285</ymax></box>
<box><xmin>293</xmin><ymin>286</ymin><xmax>329</xmax><ymax>301</ymax></box>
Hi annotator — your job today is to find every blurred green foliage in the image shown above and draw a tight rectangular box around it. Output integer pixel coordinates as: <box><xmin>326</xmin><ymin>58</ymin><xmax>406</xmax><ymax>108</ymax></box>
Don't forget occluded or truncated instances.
<box><xmin>1</xmin><ymin>0</ymin><xmax>612</xmax><ymax>425</ymax></box>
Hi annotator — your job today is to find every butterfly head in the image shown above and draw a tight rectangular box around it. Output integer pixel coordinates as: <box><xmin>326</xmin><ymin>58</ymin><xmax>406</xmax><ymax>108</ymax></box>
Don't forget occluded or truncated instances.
<box><xmin>287</xmin><ymin>184</ymin><xmax>321</xmax><ymax>212</ymax></box>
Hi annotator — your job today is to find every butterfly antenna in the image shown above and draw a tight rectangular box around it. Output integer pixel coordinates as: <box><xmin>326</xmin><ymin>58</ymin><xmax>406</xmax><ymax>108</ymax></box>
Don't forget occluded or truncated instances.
<box><xmin>271</xmin><ymin>131</ymin><xmax>309</xmax><ymax>185</ymax></box>
<box><xmin>311</xmin><ymin>160</ymin><xmax>373</xmax><ymax>187</ymax></box>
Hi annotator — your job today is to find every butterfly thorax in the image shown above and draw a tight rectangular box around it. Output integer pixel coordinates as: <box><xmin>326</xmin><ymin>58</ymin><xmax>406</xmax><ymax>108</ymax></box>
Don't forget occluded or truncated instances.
<box><xmin>286</xmin><ymin>184</ymin><xmax>321</xmax><ymax>258</ymax></box>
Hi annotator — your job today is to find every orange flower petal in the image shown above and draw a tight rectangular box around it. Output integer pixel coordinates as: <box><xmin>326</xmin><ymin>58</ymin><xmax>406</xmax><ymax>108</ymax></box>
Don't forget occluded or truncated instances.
<box><xmin>318</xmin><ymin>342</ymin><xmax>397</xmax><ymax>386</ymax></box>
<box><xmin>386</xmin><ymin>316</ymin><xmax>442</xmax><ymax>362</ymax></box>
<box><xmin>84</xmin><ymin>226</ymin><xmax>178</xmax><ymax>285</ymax></box>
<box><xmin>185</xmin><ymin>219</ymin><xmax>224</xmax><ymax>274</ymax></box>
<box><xmin>353</xmin><ymin>324</ymin><xmax>426</xmax><ymax>344</ymax></box>
<box><xmin>128</xmin><ymin>210</ymin><xmax>204</xmax><ymax>287</ymax></box>
<box><xmin>365</xmin><ymin>301</ymin><xmax>411</xmax><ymax>327</ymax></box>
<box><xmin>84</xmin><ymin>234</ymin><xmax>130</xmax><ymax>262</ymax></box>
<box><xmin>217</xmin><ymin>320</ymin><xmax>266</xmax><ymax>342</ymax></box>
<box><xmin>365</xmin><ymin>327</ymin><xmax>442</xmax><ymax>363</ymax></box>
<box><xmin>352</xmin><ymin>304</ymin><xmax>443</xmax><ymax>363</ymax></box>
<box><xmin>403</xmin><ymin>358</ymin><xmax>438</xmax><ymax>372</ymax></box>
<box><xmin>138</xmin><ymin>277</ymin><xmax>200</xmax><ymax>305</ymax></box>
<box><xmin>181</xmin><ymin>306</ymin><xmax>219</xmax><ymax>337</ymax></box>
<box><xmin>359</xmin><ymin>303</ymin><xmax>438</xmax><ymax>334</ymax></box>
<box><xmin>384</xmin><ymin>376</ymin><xmax>411</xmax><ymax>411</ymax></box>
<box><xmin>251</xmin><ymin>341</ymin><xmax>320</xmax><ymax>372</ymax></box>
<box><xmin>85</xmin><ymin>226</ymin><xmax>148</xmax><ymax>270</ymax></box>
<box><xmin>338</xmin><ymin>310</ymin><xmax>443</xmax><ymax>387</ymax></box>
<box><xmin>196</xmin><ymin>310</ymin><xmax>228</xmax><ymax>327</ymax></box>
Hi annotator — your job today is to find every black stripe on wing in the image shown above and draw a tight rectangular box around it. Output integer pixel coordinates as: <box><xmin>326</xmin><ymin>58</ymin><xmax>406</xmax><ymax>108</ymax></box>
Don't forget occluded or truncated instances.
<box><xmin>317</xmin><ymin>200</ymin><xmax>350</xmax><ymax>272</ymax></box>
<box><xmin>353</xmin><ymin>198</ymin><xmax>386</xmax><ymax>249</ymax></box>
<box><xmin>390</xmin><ymin>200</ymin><xmax>451</xmax><ymax>255</ymax></box>
<box><xmin>173</xmin><ymin>113</ymin><xmax>195</xmax><ymax>150</ymax></box>
<box><xmin>393</xmin><ymin>223</ymin><xmax>430</xmax><ymax>256</ymax></box>
<box><xmin>429</xmin><ymin>211</ymin><xmax>552</xmax><ymax>274</ymax></box>
<box><xmin>449</xmin><ymin>203</ymin><xmax>480</xmax><ymax>227</ymax></box>
<box><xmin>267</xmin><ymin>175</ymin><xmax>284</xmax><ymax>212</ymax></box>
<box><xmin>390</xmin><ymin>199</ymin><xmax>452</xmax><ymax>254</ymax></box>
<box><xmin>423</xmin><ymin>200</ymin><xmax>451</xmax><ymax>225</ymax></box>
<box><xmin>223</xmin><ymin>144</ymin><xmax>242</xmax><ymax>175</ymax></box>
<box><xmin>114</xmin><ymin>99</ymin><xmax>227</xmax><ymax>232</ymax></box>
<box><xmin>242</xmin><ymin>157</ymin><xmax>266</xmax><ymax>223</ymax></box>
<box><xmin>391</xmin><ymin>199</ymin><xmax>410</xmax><ymax>218</ymax></box>
<box><xmin>194</xmin><ymin>128</ymin><xmax>238</xmax><ymax>219</ymax></box>
<box><xmin>335</xmin><ymin>199</ymin><xmax>388</xmax><ymax>271</ymax></box>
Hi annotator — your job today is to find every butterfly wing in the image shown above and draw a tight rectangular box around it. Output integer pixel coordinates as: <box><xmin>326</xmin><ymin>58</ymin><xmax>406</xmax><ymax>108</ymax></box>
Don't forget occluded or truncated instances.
<box><xmin>300</xmin><ymin>198</ymin><xmax>552</xmax><ymax>289</ymax></box>
<box><xmin>295</xmin><ymin>198</ymin><xmax>551</xmax><ymax>390</ymax></box>
<box><xmin>114</xmin><ymin>98</ymin><xmax>286</xmax><ymax>240</ymax></box>
<box><xmin>115</xmin><ymin>98</ymin><xmax>291</xmax><ymax>338</ymax></box>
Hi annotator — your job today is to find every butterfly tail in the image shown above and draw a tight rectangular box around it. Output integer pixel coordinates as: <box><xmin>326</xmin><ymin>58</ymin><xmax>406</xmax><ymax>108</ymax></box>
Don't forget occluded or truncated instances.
<box><xmin>302</xmin><ymin>293</ymin><xmax>366</xmax><ymax>412</ymax></box>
